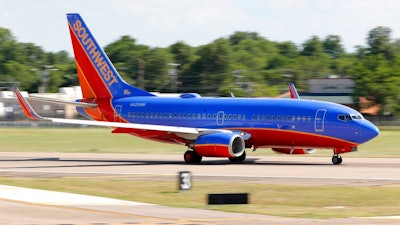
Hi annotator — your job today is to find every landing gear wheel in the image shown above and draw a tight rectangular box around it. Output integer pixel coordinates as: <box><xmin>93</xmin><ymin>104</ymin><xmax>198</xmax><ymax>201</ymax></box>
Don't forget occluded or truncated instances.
<box><xmin>332</xmin><ymin>155</ymin><xmax>343</xmax><ymax>165</ymax></box>
<box><xmin>229</xmin><ymin>151</ymin><xmax>246</xmax><ymax>163</ymax></box>
<box><xmin>184</xmin><ymin>150</ymin><xmax>202</xmax><ymax>164</ymax></box>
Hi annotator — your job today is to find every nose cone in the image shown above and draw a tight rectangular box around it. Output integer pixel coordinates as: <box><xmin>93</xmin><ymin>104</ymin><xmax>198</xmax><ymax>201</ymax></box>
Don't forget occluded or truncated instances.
<box><xmin>360</xmin><ymin>120</ymin><xmax>380</xmax><ymax>143</ymax></box>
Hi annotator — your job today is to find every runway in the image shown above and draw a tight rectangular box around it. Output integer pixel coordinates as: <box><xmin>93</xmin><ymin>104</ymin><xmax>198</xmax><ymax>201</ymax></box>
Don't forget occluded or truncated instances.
<box><xmin>0</xmin><ymin>152</ymin><xmax>399</xmax><ymax>224</ymax></box>
<box><xmin>0</xmin><ymin>152</ymin><xmax>399</xmax><ymax>186</ymax></box>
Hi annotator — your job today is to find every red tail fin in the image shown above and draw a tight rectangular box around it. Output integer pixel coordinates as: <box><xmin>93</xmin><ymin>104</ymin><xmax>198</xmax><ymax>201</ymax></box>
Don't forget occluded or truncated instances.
<box><xmin>67</xmin><ymin>13</ymin><xmax>154</xmax><ymax>99</ymax></box>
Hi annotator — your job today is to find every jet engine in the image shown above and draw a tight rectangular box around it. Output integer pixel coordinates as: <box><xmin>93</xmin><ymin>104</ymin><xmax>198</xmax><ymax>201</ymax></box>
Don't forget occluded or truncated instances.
<box><xmin>194</xmin><ymin>132</ymin><xmax>245</xmax><ymax>157</ymax></box>
<box><xmin>272</xmin><ymin>148</ymin><xmax>316</xmax><ymax>154</ymax></box>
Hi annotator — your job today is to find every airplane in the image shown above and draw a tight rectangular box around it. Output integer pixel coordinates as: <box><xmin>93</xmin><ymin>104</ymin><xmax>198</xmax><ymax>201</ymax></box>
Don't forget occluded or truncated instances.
<box><xmin>13</xmin><ymin>13</ymin><xmax>380</xmax><ymax>165</ymax></box>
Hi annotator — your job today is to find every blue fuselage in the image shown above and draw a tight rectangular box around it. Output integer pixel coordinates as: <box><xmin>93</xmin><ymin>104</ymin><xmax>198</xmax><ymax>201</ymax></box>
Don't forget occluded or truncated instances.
<box><xmin>104</xmin><ymin>96</ymin><xmax>379</xmax><ymax>148</ymax></box>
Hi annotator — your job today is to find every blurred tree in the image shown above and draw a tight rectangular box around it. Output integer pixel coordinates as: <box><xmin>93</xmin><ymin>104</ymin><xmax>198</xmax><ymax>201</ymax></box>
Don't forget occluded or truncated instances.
<box><xmin>277</xmin><ymin>41</ymin><xmax>299</xmax><ymax>58</ymax></box>
<box><xmin>301</xmin><ymin>36</ymin><xmax>324</xmax><ymax>57</ymax></box>
<box><xmin>323</xmin><ymin>35</ymin><xmax>345</xmax><ymax>58</ymax></box>
<box><xmin>229</xmin><ymin>31</ymin><xmax>262</xmax><ymax>45</ymax></box>
<box><xmin>190</xmin><ymin>38</ymin><xmax>231</xmax><ymax>93</ymax></box>
<box><xmin>350</xmin><ymin>54</ymin><xmax>400</xmax><ymax>115</ymax></box>
<box><xmin>3</xmin><ymin>60</ymin><xmax>39</xmax><ymax>92</ymax></box>
<box><xmin>104</xmin><ymin>35</ymin><xmax>149</xmax><ymax>85</ymax></box>
<box><xmin>142</xmin><ymin>48</ymin><xmax>172</xmax><ymax>92</ymax></box>
<box><xmin>367</xmin><ymin>26</ymin><xmax>394</xmax><ymax>59</ymax></box>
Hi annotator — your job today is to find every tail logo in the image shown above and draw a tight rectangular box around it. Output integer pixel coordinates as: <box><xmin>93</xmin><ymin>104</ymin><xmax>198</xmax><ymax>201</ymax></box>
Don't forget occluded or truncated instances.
<box><xmin>72</xmin><ymin>19</ymin><xmax>118</xmax><ymax>87</ymax></box>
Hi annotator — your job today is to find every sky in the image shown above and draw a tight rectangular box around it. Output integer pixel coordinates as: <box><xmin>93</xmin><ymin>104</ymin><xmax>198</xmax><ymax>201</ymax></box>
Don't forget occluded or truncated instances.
<box><xmin>1</xmin><ymin>0</ymin><xmax>400</xmax><ymax>55</ymax></box>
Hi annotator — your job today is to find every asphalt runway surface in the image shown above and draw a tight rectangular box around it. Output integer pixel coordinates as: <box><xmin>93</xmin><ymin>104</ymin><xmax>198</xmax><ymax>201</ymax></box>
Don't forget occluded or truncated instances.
<box><xmin>0</xmin><ymin>152</ymin><xmax>399</xmax><ymax>225</ymax></box>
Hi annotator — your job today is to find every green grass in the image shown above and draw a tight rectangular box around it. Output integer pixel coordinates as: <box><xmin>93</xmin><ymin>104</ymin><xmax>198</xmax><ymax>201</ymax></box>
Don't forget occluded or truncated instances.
<box><xmin>0</xmin><ymin>176</ymin><xmax>399</xmax><ymax>218</ymax></box>
<box><xmin>0</xmin><ymin>127</ymin><xmax>398</xmax><ymax>157</ymax></box>
<box><xmin>0</xmin><ymin>127</ymin><xmax>184</xmax><ymax>153</ymax></box>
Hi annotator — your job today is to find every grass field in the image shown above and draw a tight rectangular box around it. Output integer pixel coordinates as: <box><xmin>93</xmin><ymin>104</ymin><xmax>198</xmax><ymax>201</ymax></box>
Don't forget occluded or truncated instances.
<box><xmin>0</xmin><ymin>176</ymin><xmax>399</xmax><ymax>219</ymax></box>
<box><xmin>0</xmin><ymin>127</ymin><xmax>399</xmax><ymax>218</ymax></box>
<box><xmin>0</xmin><ymin>127</ymin><xmax>398</xmax><ymax>157</ymax></box>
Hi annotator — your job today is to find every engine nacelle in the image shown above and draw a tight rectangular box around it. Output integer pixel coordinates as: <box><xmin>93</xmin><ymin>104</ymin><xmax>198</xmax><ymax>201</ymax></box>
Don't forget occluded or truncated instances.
<box><xmin>194</xmin><ymin>132</ymin><xmax>245</xmax><ymax>157</ymax></box>
<box><xmin>272</xmin><ymin>148</ymin><xmax>316</xmax><ymax>154</ymax></box>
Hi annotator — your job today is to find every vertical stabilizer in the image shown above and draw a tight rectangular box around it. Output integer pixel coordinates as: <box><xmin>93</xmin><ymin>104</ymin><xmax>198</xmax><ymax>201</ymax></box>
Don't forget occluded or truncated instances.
<box><xmin>66</xmin><ymin>13</ymin><xmax>154</xmax><ymax>99</ymax></box>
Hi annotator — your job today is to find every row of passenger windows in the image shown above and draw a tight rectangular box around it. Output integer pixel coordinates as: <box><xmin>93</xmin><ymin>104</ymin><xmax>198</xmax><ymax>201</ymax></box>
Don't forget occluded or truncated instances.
<box><xmin>252</xmin><ymin>114</ymin><xmax>312</xmax><ymax>122</ymax></box>
<box><xmin>126</xmin><ymin>111</ymin><xmax>312</xmax><ymax>122</ymax></box>
<box><xmin>127</xmin><ymin>112</ymin><xmax>247</xmax><ymax>120</ymax></box>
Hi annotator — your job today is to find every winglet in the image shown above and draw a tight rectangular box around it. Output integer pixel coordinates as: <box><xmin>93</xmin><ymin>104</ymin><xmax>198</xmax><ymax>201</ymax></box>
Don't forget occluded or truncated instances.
<box><xmin>13</xmin><ymin>86</ymin><xmax>45</xmax><ymax>120</ymax></box>
<box><xmin>289</xmin><ymin>83</ymin><xmax>300</xmax><ymax>99</ymax></box>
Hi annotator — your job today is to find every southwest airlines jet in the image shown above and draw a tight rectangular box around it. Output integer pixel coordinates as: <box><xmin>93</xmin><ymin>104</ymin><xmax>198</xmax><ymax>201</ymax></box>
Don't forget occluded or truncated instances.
<box><xmin>14</xmin><ymin>13</ymin><xmax>379</xmax><ymax>165</ymax></box>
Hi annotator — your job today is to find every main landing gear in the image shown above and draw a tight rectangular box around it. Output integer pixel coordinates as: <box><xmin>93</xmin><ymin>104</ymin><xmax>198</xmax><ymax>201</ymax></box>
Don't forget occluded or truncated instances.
<box><xmin>332</xmin><ymin>154</ymin><xmax>343</xmax><ymax>165</ymax></box>
<box><xmin>184</xmin><ymin>150</ymin><xmax>202</xmax><ymax>163</ymax></box>
<box><xmin>229</xmin><ymin>151</ymin><xmax>246</xmax><ymax>163</ymax></box>
<box><xmin>183</xmin><ymin>150</ymin><xmax>247</xmax><ymax>164</ymax></box>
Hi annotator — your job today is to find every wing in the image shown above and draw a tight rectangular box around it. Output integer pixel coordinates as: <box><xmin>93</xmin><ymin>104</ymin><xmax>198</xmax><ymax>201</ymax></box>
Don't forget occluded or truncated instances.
<box><xmin>13</xmin><ymin>86</ymin><xmax>199</xmax><ymax>135</ymax></box>
<box><xmin>27</xmin><ymin>95</ymin><xmax>97</xmax><ymax>108</ymax></box>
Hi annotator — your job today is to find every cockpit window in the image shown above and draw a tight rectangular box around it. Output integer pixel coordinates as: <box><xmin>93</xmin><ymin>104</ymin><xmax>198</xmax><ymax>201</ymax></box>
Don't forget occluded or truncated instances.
<box><xmin>338</xmin><ymin>114</ymin><xmax>352</xmax><ymax>122</ymax></box>
<box><xmin>351</xmin><ymin>114</ymin><xmax>364</xmax><ymax>120</ymax></box>
<box><xmin>338</xmin><ymin>113</ymin><xmax>364</xmax><ymax>122</ymax></box>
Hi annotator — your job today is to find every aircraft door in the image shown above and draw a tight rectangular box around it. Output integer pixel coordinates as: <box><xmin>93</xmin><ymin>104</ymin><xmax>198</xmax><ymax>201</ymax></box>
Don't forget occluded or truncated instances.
<box><xmin>114</xmin><ymin>105</ymin><xmax>123</xmax><ymax>122</ymax></box>
<box><xmin>314</xmin><ymin>109</ymin><xmax>326</xmax><ymax>132</ymax></box>
<box><xmin>217</xmin><ymin>111</ymin><xmax>225</xmax><ymax>125</ymax></box>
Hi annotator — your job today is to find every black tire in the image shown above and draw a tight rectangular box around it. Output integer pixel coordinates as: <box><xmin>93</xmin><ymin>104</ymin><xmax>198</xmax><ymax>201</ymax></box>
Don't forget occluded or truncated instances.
<box><xmin>332</xmin><ymin>155</ymin><xmax>343</xmax><ymax>165</ymax></box>
<box><xmin>229</xmin><ymin>151</ymin><xmax>246</xmax><ymax>163</ymax></box>
<box><xmin>184</xmin><ymin>150</ymin><xmax>202</xmax><ymax>163</ymax></box>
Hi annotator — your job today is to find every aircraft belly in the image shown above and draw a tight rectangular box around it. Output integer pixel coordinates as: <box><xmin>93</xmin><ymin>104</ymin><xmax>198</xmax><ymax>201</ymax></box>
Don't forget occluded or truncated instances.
<box><xmin>242</xmin><ymin>128</ymin><xmax>356</xmax><ymax>149</ymax></box>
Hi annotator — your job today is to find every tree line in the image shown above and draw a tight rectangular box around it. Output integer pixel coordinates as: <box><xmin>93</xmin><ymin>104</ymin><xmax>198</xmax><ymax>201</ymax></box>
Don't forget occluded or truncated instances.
<box><xmin>0</xmin><ymin>26</ymin><xmax>399</xmax><ymax>116</ymax></box>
